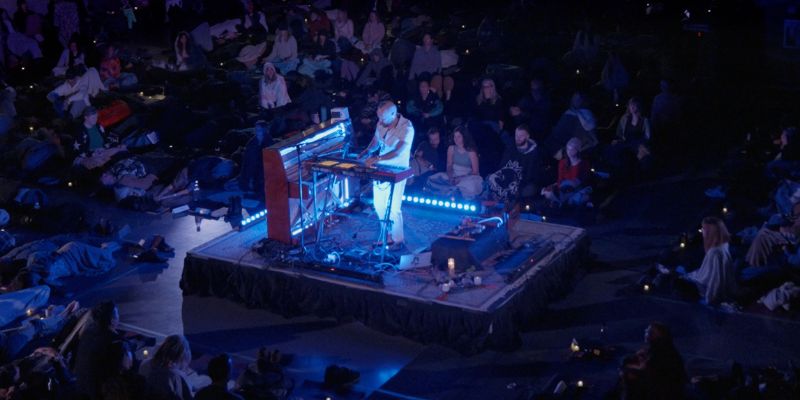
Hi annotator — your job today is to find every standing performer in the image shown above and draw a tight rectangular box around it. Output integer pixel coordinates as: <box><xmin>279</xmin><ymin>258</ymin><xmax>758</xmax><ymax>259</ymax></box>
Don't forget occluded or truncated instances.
<box><xmin>359</xmin><ymin>100</ymin><xmax>415</xmax><ymax>249</ymax></box>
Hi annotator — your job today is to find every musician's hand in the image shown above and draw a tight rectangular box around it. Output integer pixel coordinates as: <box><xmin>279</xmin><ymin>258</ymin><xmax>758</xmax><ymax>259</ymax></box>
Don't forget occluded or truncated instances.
<box><xmin>365</xmin><ymin>157</ymin><xmax>379</xmax><ymax>168</ymax></box>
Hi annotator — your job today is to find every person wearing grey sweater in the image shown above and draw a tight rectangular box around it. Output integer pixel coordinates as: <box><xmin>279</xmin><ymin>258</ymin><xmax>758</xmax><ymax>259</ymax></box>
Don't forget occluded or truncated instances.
<box><xmin>408</xmin><ymin>33</ymin><xmax>441</xmax><ymax>80</ymax></box>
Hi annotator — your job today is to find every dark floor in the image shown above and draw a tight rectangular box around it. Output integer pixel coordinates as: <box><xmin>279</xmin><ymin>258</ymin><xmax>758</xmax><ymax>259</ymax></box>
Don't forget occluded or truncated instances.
<box><xmin>47</xmin><ymin>171</ymin><xmax>800</xmax><ymax>399</ymax></box>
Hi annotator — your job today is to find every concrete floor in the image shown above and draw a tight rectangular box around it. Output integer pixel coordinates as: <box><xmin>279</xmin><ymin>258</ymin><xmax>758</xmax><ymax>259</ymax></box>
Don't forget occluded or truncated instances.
<box><xmin>47</xmin><ymin>173</ymin><xmax>800</xmax><ymax>399</ymax></box>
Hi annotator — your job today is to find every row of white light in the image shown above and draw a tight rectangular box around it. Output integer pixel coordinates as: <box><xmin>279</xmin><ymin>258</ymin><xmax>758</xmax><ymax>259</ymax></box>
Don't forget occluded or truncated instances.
<box><xmin>240</xmin><ymin>210</ymin><xmax>268</xmax><ymax>227</ymax></box>
<box><xmin>401</xmin><ymin>195</ymin><xmax>478</xmax><ymax>212</ymax></box>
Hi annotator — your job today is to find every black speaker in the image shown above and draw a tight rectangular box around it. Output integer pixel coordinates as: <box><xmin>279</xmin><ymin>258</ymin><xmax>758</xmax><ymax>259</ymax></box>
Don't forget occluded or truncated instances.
<box><xmin>431</xmin><ymin>226</ymin><xmax>509</xmax><ymax>272</ymax></box>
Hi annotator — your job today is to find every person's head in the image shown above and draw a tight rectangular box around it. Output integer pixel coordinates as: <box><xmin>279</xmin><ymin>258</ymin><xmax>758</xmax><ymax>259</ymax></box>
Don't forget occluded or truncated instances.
<box><xmin>570</xmin><ymin>92</ymin><xmax>586</xmax><ymax>110</ymax></box>
<box><xmin>422</xmin><ymin>33</ymin><xmax>433</xmax><ymax>48</ymax></box>
<box><xmin>644</xmin><ymin>322</ymin><xmax>673</xmax><ymax>345</ymax></box>
<box><xmin>451</xmin><ymin>125</ymin><xmax>475</xmax><ymax>151</ymax></box>
<box><xmin>479</xmin><ymin>78</ymin><xmax>497</xmax><ymax>103</ymax></box>
<box><xmin>418</xmin><ymin>80</ymin><xmax>430</xmax><ymax>98</ymax></box>
<box><xmin>153</xmin><ymin>335</ymin><xmax>192</xmax><ymax>370</ymax></box>
<box><xmin>207</xmin><ymin>354</ymin><xmax>233</xmax><ymax>385</ymax></box>
<box><xmin>660</xmin><ymin>78</ymin><xmax>673</xmax><ymax>93</ymax></box>
<box><xmin>369</xmin><ymin>11</ymin><xmax>379</xmax><ymax>23</ymax></box>
<box><xmin>627</xmin><ymin>97</ymin><xmax>643</xmax><ymax>116</ymax></box>
<box><xmin>91</xmin><ymin>301</ymin><xmax>119</xmax><ymax>331</ymax></box>
<box><xmin>68</xmin><ymin>37</ymin><xmax>80</xmax><ymax>54</ymax></box>
<box><xmin>427</xmin><ymin>127</ymin><xmax>441</xmax><ymax>146</ymax></box>
<box><xmin>177</xmin><ymin>31</ymin><xmax>190</xmax><ymax>46</ymax></box>
<box><xmin>83</xmin><ymin>106</ymin><xmax>98</xmax><ymax>126</ymax></box>
<box><xmin>17</xmin><ymin>0</ymin><xmax>27</xmax><ymax>12</ymax></box>
<box><xmin>338</xmin><ymin>9</ymin><xmax>348</xmax><ymax>21</ymax></box>
<box><xmin>376</xmin><ymin>100</ymin><xmax>398</xmax><ymax>126</ymax></box>
<box><xmin>108</xmin><ymin>341</ymin><xmax>134</xmax><ymax>373</ymax></box>
<box><xmin>701</xmin><ymin>216</ymin><xmax>730</xmax><ymax>252</ymax></box>
<box><xmin>263</xmin><ymin>62</ymin><xmax>277</xmax><ymax>81</ymax></box>
<box><xmin>65</xmin><ymin>67</ymin><xmax>80</xmax><ymax>85</ymax></box>
<box><xmin>530</xmin><ymin>78</ymin><xmax>543</xmax><ymax>96</ymax></box>
<box><xmin>566</xmin><ymin>137</ymin><xmax>582</xmax><ymax>159</ymax></box>
<box><xmin>780</xmin><ymin>127</ymin><xmax>797</xmax><ymax>148</ymax></box>
<box><xmin>515</xmin><ymin>124</ymin><xmax>532</xmax><ymax>147</ymax></box>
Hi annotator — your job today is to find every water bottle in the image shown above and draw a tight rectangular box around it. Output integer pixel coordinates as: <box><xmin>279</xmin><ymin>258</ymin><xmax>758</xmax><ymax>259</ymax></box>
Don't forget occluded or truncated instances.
<box><xmin>191</xmin><ymin>180</ymin><xmax>200</xmax><ymax>202</ymax></box>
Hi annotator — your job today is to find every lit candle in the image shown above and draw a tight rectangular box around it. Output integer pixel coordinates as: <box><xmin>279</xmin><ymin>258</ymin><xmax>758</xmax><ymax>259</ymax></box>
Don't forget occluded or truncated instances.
<box><xmin>643</xmin><ymin>284</ymin><xmax>650</xmax><ymax>292</ymax></box>
<box><xmin>441</xmin><ymin>283</ymin><xmax>450</xmax><ymax>293</ymax></box>
<box><xmin>577</xmin><ymin>380</ymin><xmax>584</xmax><ymax>388</ymax></box>
<box><xmin>29</xmin><ymin>126</ymin><xmax>34</xmax><ymax>132</ymax></box>
<box><xmin>68</xmin><ymin>182</ymin><xmax>73</xmax><ymax>188</ymax></box>
<box><xmin>679</xmin><ymin>242</ymin><xmax>685</xmax><ymax>248</ymax></box>
<box><xmin>143</xmin><ymin>349</ymin><xmax>149</xmax><ymax>357</ymax></box>
<box><xmin>525</xmin><ymin>205</ymin><xmax>530</xmax><ymax>211</ymax></box>
<box><xmin>722</xmin><ymin>207</ymin><xmax>728</xmax><ymax>214</ymax></box>
<box><xmin>26</xmin><ymin>308</ymin><xmax>33</xmax><ymax>317</ymax></box>
<box><xmin>447</xmin><ymin>258</ymin><xmax>455</xmax><ymax>276</ymax></box>
<box><xmin>570</xmin><ymin>338</ymin><xmax>580</xmax><ymax>352</ymax></box>
<box><xmin>575</xmin><ymin>69</ymin><xmax>580</xmax><ymax>75</ymax></box>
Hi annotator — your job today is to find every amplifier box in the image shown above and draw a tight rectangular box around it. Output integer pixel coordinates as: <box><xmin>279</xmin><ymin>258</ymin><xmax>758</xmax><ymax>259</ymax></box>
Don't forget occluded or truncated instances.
<box><xmin>431</xmin><ymin>225</ymin><xmax>509</xmax><ymax>272</ymax></box>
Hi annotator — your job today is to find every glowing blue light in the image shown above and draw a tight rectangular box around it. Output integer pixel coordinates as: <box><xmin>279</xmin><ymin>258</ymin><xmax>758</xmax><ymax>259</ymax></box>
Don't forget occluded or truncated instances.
<box><xmin>413</xmin><ymin>196</ymin><xmax>419</xmax><ymax>203</ymax></box>
<box><xmin>445</xmin><ymin>201</ymin><xmax>451</xmax><ymax>207</ymax></box>
<box><xmin>457</xmin><ymin>204</ymin><xmax>463</xmax><ymax>209</ymax></box>
<box><xmin>425</xmin><ymin>199</ymin><xmax>432</xmax><ymax>205</ymax></box>
<box><xmin>469</xmin><ymin>205</ymin><xmax>477</xmax><ymax>212</ymax></box>
<box><xmin>437</xmin><ymin>201</ymin><xmax>444</xmax><ymax>207</ymax></box>
<box><xmin>402</xmin><ymin>195</ymin><xmax>407</xmax><ymax>201</ymax></box>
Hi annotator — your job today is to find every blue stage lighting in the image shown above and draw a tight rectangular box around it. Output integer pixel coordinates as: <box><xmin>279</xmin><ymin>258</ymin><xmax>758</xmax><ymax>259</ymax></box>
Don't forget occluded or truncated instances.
<box><xmin>425</xmin><ymin>199</ymin><xmax>432</xmax><ymax>205</ymax></box>
<box><xmin>445</xmin><ymin>201</ymin><xmax>451</xmax><ymax>208</ymax></box>
<box><xmin>469</xmin><ymin>205</ymin><xmax>477</xmax><ymax>212</ymax></box>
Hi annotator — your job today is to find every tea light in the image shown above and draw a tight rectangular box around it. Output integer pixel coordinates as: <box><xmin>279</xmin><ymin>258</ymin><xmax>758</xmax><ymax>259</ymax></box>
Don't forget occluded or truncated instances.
<box><xmin>465</xmin><ymin>49</ymin><xmax>470</xmax><ymax>55</ymax></box>
<box><xmin>575</xmin><ymin>69</ymin><xmax>580</xmax><ymax>75</ymax></box>
<box><xmin>525</xmin><ymin>204</ymin><xmax>530</xmax><ymax>211</ymax></box>
<box><xmin>542</xmin><ymin>216</ymin><xmax>547</xmax><ymax>222</ymax></box>
<box><xmin>441</xmin><ymin>283</ymin><xmax>450</xmax><ymax>292</ymax></box>
<box><xmin>143</xmin><ymin>349</ymin><xmax>149</xmax><ymax>357</ymax></box>
<box><xmin>447</xmin><ymin>257</ymin><xmax>455</xmax><ymax>274</ymax></box>
<box><xmin>461</xmin><ymin>24</ymin><xmax>466</xmax><ymax>29</ymax></box>
<box><xmin>474</xmin><ymin>276</ymin><xmax>482</xmax><ymax>285</ymax></box>
<box><xmin>26</xmin><ymin>308</ymin><xmax>33</xmax><ymax>317</ymax></box>
<box><xmin>139</xmin><ymin>91</ymin><xmax>144</xmax><ymax>96</ymax></box>
<box><xmin>577</xmin><ymin>380</ymin><xmax>584</xmax><ymax>388</ymax></box>
<box><xmin>28</xmin><ymin>126</ymin><xmax>34</xmax><ymax>132</ymax></box>
<box><xmin>643</xmin><ymin>284</ymin><xmax>650</xmax><ymax>292</ymax></box>
<box><xmin>722</xmin><ymin>207</ymin><xmax>728</xmax><ymax>214</ymax></box>
<box><xmin>67</xmin><ymin>181</ymin><xmax>73</xmax><ymax>188</ymax></box>
<box><xmin>679</xmin><ymin>242</ymin><xmax>685</xmax><ymax>248</ymax></box>
<box><xmin>570</xmin><ymin>338</ymin><xmax>580</xmax><ymax>352</ymax></box>
<box><xmin>21</xmin><ymin>67</ymin><xmax>25</xmax><ymax>71</ymax></box>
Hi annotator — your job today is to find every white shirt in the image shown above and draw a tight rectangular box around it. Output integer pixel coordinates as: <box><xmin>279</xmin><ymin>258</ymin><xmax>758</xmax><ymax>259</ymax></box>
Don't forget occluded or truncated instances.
<box><xmin>374</xmin><ymin>114</ymin><xmax>414</xmax><ymax>168</ymax></box>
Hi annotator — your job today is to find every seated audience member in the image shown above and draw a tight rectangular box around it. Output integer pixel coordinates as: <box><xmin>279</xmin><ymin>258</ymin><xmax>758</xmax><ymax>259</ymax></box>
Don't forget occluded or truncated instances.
<box><xmin>406</xmin><ymin>79</ymin><xmax>443</xmax><ymax>134</ymax></box>
<box><xmin>545</xmin><ymin>92</ymin><xmax>598</xmax><ymax>156</ymax></box>
<box><xmin>306</xmin><ymin>8</ymin><xmax>332</xmax><ymax>41</ymax></box>
<box><xmin>47</xmin><ymin>68</ymin><xmax>89</xmax><ymax>119</ymax></box>
<box><xmin>241</xmin><ymin>2</ymin><xmax>268</xmax><ymax>36</ymax></box>
<box><xmin>356</xmin><ymin>48</ymin><xmax>392</xmax><ymax>89</ymax></box>
<box><xmin>409</xmin><ymin>127</ymin><xmax>446</xmax><ymax>189</ymax></box>
<box><xmin>680</xmin><ymin>217</ymin><xmax>737</xmax><ymax>305</ymax></box>
<box><xmin>607</xmin><ymin>97</ymin><xmax>652</xmax><ymax>179</ymax></box>
<box><xmin>265</xmin><ymin>27</ymin><xmax>299</xmax><ymax>74</ymax></box>
<box><xmin>298</xmin><ymin>30</ymin><xmax>336</xmax><ymax>78</ymax></box>
<box><xmin>259</xmin><ymin>62</ymin><xmax>291</xmax><ymax>110</ymax></box>
<box><xmin>228</xmin><ymin>121</ymin><xmax>274</xmax><ymax>196</ymax></box>
<box><xmin>236</xmin><ymin>347</ymin><xmax>287</xmax><ymax>400</ymax></box>
<box><xmin>174</xmin><ymin>31</ymin><xmax>207</xmax><ymax>71</ymax></box>
<box><xmin>101</xmin><ymin>341</ymin><xmax>146</xmax><ymax>400</ymax></box>
<box><xmin>426</xmin><ymin>126</ymin><xmax>483</xmax><ymax>199</ymax></box>
<box><xmin>597</xmin><ymin>51</ymin><xmax>629</xmax><ymax>103</ymax></box>
<box><xmin>618</xmin><ymin>322</ymin><xmax>687</xmax><ymax>400</ymax></box>
<box><xmin>486</xmin><ymin>124</ymin><xmax>544</xmax><ymax>204</ymax></box>
<box><xmin>100</xmin><ymin>157</ymin><xmax>159</xmax><ymax>203</ymax></box>
<box><xmin>441</xmin><ymin>76</ymin><xmax>467</xmax><ymax>124</ymax></box>
<box><xmin>52</xmin><ymin>35</ymin><xmax>85</xmax><ymax>76</ymax></box>
<box><xmin>74</xmin><ymin>301</ymin><xmax>123</xmax><ymax>399</ymax></box>
<box><xmin>195</xmin><ymin>354</ymin><xmax>243</xmax><ymax>400</ymax></box>
<box><xmin>357</xmin><ymin>11</ymin><xmax>385</xmax><ymax>54</ymax></box>
<box><xmin>0</xmin><ymin>82</ymin><xmax>16</xmax><ymax>140</ymax></box>
<box><xmin>541</xmin><ymin>137</ymin><xmax>592</xmax><ymax>207</ymax></box>
<box><xmin>99</xmin><ymin>44</ymin><xmax>138</xmax><ymax>89</ymax></box>
<box><xmin>474</xmin><ymin>78</ymin><xmax>505</xmax><ymax>132</ymax></box>
<box><xmin>333</xmin><ymin>9</ymin><xmax>355</xmax><ymax>52</ymax></box>
<box><xmin>766</xmin><ymin>127</ymin><xmax>800</xmax><ymax>181</ymax></box>
<box><xmin>8</xmin><ymin>127</ymin><xmax>65</xmax><ymax>173</ymax></box>
<box><xmin>72</xmin><ymin>107</ymin><xmax>127</xmax><ymax>170</ymax></box>
<box><xmin>2</xmin><ymin>8</ymin><xmax>43</xmax><ymax>61</ymax></box>
<box><xmin>745</xmin><ymin>214</ymin><xmax>798</xmax><ymax>268</ymax></box>
<box><xmin>510</xmin><ymin>78</ymin><xmax>552</xmax><ymax>142</ymax></box>
<box><xmin>142</xmin><ymin>335</ymin><xmax>194</xmax><ymax>400</ymax></box>
<box><xmin>408</xmin><ymin>33</ymin><xmax>441</xmax><ymax>81</ymax></box>
<box><xmin>650</xmin><ymin>79</ymin><xmax>682</xmax><ymax>138</ymax></box>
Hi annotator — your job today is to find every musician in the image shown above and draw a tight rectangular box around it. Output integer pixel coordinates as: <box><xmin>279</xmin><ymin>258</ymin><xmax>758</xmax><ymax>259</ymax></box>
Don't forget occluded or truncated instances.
<box><xmin>359</xmin><ymin>100</ymin><xmax>415</xmax><ymax>248</ymax></box>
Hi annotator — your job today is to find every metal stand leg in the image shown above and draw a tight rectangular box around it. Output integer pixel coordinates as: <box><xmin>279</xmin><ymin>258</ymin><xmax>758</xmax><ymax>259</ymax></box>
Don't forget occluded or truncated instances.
<box><xmin>378</xmin><ymin>181</ymin><xmax>396</xmax><ymax>263</ymax></box>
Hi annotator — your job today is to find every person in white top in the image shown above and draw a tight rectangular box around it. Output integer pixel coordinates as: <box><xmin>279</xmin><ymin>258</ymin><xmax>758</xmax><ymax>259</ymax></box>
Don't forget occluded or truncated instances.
<box><xmin>359</xmin><ymin>101</ymin><xmax>415</xmax><ymax>246</ymax></box>
<box><xmin>259</xmin><ymin>62</ymin><xmax>291</xmax><ymax>109</ymax></box>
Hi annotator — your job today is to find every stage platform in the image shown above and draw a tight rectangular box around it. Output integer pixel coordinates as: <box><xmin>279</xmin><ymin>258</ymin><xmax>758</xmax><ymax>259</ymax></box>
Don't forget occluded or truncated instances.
<box><xmin>181</xmin><ymin>207</ymin><xmax>589</xmax><ymax>354</ymax></box>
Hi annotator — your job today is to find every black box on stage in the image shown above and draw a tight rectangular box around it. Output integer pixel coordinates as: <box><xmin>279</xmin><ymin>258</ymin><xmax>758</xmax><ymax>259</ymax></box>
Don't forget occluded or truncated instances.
<box><xmin>431</xmin><ymin>226</ymin><xmax>509</xmax><ymax>272</ymax></box>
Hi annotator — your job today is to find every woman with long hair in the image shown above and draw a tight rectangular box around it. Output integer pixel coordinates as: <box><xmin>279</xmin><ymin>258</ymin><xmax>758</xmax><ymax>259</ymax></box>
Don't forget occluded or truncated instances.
<box><xmin>682</xmin><ymin>216</ymin><xmax>737</xmax><ymax>305</ymax></box>
<box><xmin>143</xmin><ymin>335</ymin><xmax>194</xmax><ymax>400</ymax></box>
<box><xmin>542</xmin><ymin>137</ymin><xmax>593</xmax><ymax>206</ymax></box>
<box><xmin>425</xmin><ymin>126</ymin><xmax>483</xmax><ymax>199</ymax></box>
